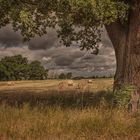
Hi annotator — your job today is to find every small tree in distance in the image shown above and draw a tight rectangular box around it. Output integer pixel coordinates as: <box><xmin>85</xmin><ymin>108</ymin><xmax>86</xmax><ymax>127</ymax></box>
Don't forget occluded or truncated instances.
<box><xmin>29</xmin><ymin>61</ymin><xmax>48</xmax><ymax>80</ymax></box>
<box><xmin>58</xmin><ymin>73</ymin><xmax>66</xmax><ymax>79</ymax></box>
<box><xmin>66</xmin><ymin>72</ymin><xmax>72</xmax><ymax>79</ymax></box>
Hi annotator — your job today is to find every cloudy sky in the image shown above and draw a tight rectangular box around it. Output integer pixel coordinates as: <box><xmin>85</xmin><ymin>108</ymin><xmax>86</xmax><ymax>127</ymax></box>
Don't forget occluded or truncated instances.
<box><xmin>0</xmin><ymin>26</ymin><xmax>116</xmax><ymax>77</ymax></box>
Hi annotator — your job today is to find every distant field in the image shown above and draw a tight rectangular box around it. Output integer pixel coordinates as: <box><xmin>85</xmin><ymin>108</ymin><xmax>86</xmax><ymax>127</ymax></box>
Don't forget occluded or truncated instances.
<box><xmin>0</xmin><ymin>78</ymin><xmax>113</xmax><ymax>93</ymax></box>
<box><xmin>0</xmin><ymin>79</ymin><xmax>140</xmax><ymax>140</ymax></box>
<box><xmin>0</xmin><ymin>78</ymin><xmax>114</xmax><ymax>109</ymax></box>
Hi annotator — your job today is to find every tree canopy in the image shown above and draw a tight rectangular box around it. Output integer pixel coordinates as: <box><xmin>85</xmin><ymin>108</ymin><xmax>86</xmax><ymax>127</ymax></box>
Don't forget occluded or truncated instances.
<box><xmin>0</xmin><ymin>55</ymin><xmax>48</xmax><ymax>81</ymax></box>
<box><xmin>0</xmin><ymin>0</ymin><xmax>129</xmax><ymax>52</ymax></box>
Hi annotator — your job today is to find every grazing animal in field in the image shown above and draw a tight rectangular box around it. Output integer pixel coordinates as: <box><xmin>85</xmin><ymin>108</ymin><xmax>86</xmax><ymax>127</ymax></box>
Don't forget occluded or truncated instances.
<box><xmin>88</xmin><ymin>80</ymin><xmax>93</xmax><ymax>84</ymax></box>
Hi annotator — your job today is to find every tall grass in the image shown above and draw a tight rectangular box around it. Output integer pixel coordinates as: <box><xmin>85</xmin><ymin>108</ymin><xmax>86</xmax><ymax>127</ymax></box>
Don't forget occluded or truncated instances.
<box><xmin>0</xmin><ymin>80</ymin><xmax>139</xmax><ymax>140</ymax></box>
<box><xmin>0</xmin><ymin>104</ymin><xmax>139</xmax><ymax>140</ymax></box>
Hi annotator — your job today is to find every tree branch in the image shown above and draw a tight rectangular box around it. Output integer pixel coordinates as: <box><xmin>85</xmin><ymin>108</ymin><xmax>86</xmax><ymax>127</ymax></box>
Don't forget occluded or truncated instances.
<box><xmin>105</xmin><ymin>21</ymin><xmax>127</xmax><ymax>50</ymax></box>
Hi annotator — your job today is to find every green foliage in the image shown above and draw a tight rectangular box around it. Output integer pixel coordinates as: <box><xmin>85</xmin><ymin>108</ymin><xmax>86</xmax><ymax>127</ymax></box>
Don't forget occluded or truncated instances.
<box><xmin>58</xmin><ymin>72</ymin><xmax>72</xmax><ymax>79</ymax></box>
<box><xmin>0</xmin><ymin>62</ymin><xmax>10</xmax><ymax>81</ymax></box>
<box><xmin>58</xmin><ymin>73</ymin><xmax>66</xmax><ymax>79</ymax></box>
<box><xmin>66</xmin><ymin>72</ymin><xmax>72</xmax><ymax>79</ymax></box>
<box><xmin>0</xmin><ymin>55</ymin><xmax>29</xmax><ymax>80</ymax></box>
<box><xmin>0</xmin><ymin>0</ymin><xmax>129</xmax><ymax>50</ymax></box>
<box><xmin>0</xmin><ymin>55</ymin><xmax>48</xmax><ymax>81</ymax></box>
<box><xmin>29</xmin><ymin>61</ymin><xmax>48</xmax><ymax>80</ymax></box>
<box><xmin>113</xmin><ymin>86</ymin><xmax>134</xmax><ymax>108</ymax></box>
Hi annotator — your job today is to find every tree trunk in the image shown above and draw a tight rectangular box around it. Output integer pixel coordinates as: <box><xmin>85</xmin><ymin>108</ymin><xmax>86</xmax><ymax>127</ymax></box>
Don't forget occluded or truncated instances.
<box><xmin>106</xmin><ymin>21</ymin><xmax>127</xmax><ymax>91</ymax></box>
<box><xmin>106</xmin><ymin>1</ymin><xmax>140</xmax><ymax>111</ymax></box>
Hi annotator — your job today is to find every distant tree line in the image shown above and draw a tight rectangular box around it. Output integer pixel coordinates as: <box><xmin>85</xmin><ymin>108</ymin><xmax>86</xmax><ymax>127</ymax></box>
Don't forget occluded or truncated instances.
<box><xmin>72</xmin><ymin>75</ymin><xmax>114</xmax><ymax>80</ymax></box>
<box><xmin>56</xmin><ymin>73</ymin><xmax>114</xmax><ymax>80</ymax></box>
<box><xmin>58</xmin><ymin>72</ymin><xmax>72</xmax><ymax>79</ymax></box>
<box><xmin>0</xmin><ymin>55</ymin><xmax>48</xmax><ymax>81</ymax></box>
<box><xmin>48</xmin><ymin>72</ymin><xmax>114</xmax><ymax>80</ymax></box>
<box><xmin>47</xmin><ymin>72</ymin><xmax>73</xmax><ymax>79</ymax></box>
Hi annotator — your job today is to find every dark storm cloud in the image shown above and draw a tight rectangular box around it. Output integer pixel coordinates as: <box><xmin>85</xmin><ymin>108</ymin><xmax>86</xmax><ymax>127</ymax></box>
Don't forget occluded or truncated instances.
<box><xmin>0</xmin><ymin>26</ymin><xmax>112</xmax><ymax>49</ymax></box>
<box><xmin>41</xmin><ymin>46</ymin><xmax>85</xmax><ymax>68</ymax></box>
<box><xmin>0</xmin><ymin>26</ymin><xmax>60</xmax><ymax>50</ymax></box>
<box><xmin>0</xmin><ymin>26</ymin><xmax>116</xmax><ymax>77</ymax></box>
<box><xmin>55</xmin><ymin>56</ymin><xmax>74</xmax><ymax>66</ymax></box>
<box><xmin>0</xmin><ymin>26</ymin><xmax>22</xmax><ymax>47</ymax></box>
<box><xmin>28</xmin><ymin>29</ymin><xmax>60</xmax><ymax>50</ymax></box>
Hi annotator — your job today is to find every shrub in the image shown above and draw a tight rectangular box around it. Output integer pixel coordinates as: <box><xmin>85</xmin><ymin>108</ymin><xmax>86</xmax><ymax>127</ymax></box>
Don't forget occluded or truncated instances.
<box><xmin>113</xmin><ymin>86</ymin><xmax>134</xmax><ymax>109</ymax></box>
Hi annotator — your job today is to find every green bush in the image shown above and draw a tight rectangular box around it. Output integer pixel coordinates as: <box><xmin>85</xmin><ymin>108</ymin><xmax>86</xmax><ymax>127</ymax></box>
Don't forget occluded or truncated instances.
<box><xmin>113</xmin><ymin>86</ymin><xmax>134</xmax><ymax>109</ymax></box>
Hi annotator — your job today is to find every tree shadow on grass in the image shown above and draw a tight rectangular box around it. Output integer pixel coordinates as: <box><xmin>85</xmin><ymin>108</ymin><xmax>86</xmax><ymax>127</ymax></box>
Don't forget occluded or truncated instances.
<box><xmin>0</xmin><ymin>90</ymin><xmax>114</xmax><ymax>109</ymax></box>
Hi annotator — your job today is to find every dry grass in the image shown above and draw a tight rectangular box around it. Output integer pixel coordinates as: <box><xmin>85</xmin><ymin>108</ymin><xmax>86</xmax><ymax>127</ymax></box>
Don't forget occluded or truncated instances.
<box><xmin>0</xmin><ymin>79</ymin><xmax>113</xmax><ymax>93</ymax></box>
<box><xmin>0</xmin><ymin>79</ymin><xmax>139</xmax><ymax>140</ymax></box>
<box><xmin>0</xmin><ymin>105</ymin><xmax>139</xmax><ymax>140</ymax></box>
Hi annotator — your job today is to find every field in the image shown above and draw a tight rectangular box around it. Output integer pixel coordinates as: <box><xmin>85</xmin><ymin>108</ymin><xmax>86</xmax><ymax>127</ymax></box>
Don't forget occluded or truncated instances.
<box><xmin>0</xmin><ymin>79</ymin><xmax>113</xmax><ymax>93</ymax></box>
<box><xmin>0</xmin><ymin>79</ymin><xmax>140</xmax><ymax>140</ymax></box>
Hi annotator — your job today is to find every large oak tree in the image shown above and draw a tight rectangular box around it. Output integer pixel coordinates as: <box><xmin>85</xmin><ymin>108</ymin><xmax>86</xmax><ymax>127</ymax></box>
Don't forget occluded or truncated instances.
<box><xmin>0</xmin><ymin>0</ymin><xmax>140</xmax><ymax>109</ymax></box>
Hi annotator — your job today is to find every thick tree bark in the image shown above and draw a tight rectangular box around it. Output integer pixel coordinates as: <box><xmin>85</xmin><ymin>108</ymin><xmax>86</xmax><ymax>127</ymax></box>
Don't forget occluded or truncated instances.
<box><xmin>106</xmin><ymin>1</ymin><xmax>140</xmax><ymax>111</ymax></box>
<box><xmin>123</xmin><ymin>1</ymin><xmax>140</xmax><ymax>111</ymax></box>
<box><xmin>106</xmin><ymin>21</ymin><xmax>127</xmax><ymax>90</ymax></box>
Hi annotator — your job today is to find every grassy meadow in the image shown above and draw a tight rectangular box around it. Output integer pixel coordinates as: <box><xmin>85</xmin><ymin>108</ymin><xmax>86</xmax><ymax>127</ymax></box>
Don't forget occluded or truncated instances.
<box><xmin>0</xmin><ymin>79</ymin><xmax>113</xmax><ymax>93</ymax></box>
<box><xmin>0</xmin><ymin>79</ymin><xmax>140</xmax><ymax>140</ymax></box>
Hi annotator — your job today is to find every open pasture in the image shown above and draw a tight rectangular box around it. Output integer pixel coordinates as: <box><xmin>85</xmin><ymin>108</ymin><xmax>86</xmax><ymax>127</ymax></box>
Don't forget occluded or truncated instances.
<box><xmin>0</xmin><ymin>79</ymin><xmax>113</xmax><ymax>93</ymax></box>
<box><xmin>0</xmin><ymin>79</ymin><xmax>113</xmax><ymax>108</ymax></box>
<box><xmin>0</xmin><ymin>79</ymin><xmax>139</xmax><ymax>140</ymax></box>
